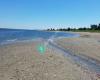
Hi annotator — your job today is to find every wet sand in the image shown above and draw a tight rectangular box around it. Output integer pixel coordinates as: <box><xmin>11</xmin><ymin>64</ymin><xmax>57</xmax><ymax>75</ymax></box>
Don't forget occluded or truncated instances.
<box><xmin>56</xmin><ymin>32</ymin><xmax>100</xmax><ymax>61</ymax></box>
<box><xmin>0</xmin><ymin>33</ymin><xmax>100</xmax><ymax>80</ymax></box>
<box><xmin>56</xmin><ymin>32</ymin><xmax>100</xmax><ymax>79</ymax></box>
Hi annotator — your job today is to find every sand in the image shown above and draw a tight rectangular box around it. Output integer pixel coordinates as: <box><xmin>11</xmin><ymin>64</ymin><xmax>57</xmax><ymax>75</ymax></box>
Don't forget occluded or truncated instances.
<box><xmin>0</xmin><ymin>33</ymin><xmax>100</xmax><ymax>80</ymax></box>
<box><xmin>56</xmin><ymin>32</ymin><xmax>100</xmax><ymax>79</ymax></box>
<box><xmin>56</xmin><ymin>32</ymin><xmax>100</xmax><ymax>61</ymax></box>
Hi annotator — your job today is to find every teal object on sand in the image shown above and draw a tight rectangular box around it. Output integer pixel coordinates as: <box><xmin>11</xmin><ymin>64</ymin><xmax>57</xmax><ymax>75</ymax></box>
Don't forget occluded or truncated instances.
<box><xmin>37</xmin><ymin>44</ymin><xmax>46</xmax><ymax>54</ymax></box>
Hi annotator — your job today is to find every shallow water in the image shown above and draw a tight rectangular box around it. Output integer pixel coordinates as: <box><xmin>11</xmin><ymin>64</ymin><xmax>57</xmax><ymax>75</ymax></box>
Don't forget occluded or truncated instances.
<box><xmin>1</xmin><ymin>28</ymin><xmax>100</xmax><ymax>76</ymax></box>
<box><xmin>48</xmin><ymin>41</ymin><xmax>100</xmax><ymax>74</ymax></box>
<box><xmin>0</xmin><ymin>29</ymin><xmax>79</xmax><ymax>45</ymax></box>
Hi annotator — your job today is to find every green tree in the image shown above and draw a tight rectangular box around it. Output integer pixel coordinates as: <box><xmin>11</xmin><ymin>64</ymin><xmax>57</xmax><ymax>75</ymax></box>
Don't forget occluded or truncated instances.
<box><xmin>98</xmin><ymin>24</ymin><xmax>100</xmax><ymax>30</ymax></box>
<box><xmin>90</xmin><ymin>24</ymin><xmax>98</xmax><ymax>30</ymax></box>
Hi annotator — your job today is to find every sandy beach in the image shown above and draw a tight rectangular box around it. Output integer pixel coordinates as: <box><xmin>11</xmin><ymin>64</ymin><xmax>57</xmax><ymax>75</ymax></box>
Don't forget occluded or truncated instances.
<box><xmin>56</xmin><ymin>32</ymin><xmax>100</xmax><ymax>79</ymax></box>
<box><xmin>0</xmin><ymin>32</ymin><xmax>100</xmax><ymax>80</ymax></box>
<box><xmin>56</xmin><ymin>32</ymin><xmax>100</xmax><ymax>61</ymax></box>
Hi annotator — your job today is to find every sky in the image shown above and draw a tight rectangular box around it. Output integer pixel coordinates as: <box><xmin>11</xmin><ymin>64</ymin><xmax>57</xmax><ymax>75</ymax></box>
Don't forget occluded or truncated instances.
<box><xmin>0</xmin><ymin>0</ymin><xmax>100</xmax><ymax>29</ymax></box>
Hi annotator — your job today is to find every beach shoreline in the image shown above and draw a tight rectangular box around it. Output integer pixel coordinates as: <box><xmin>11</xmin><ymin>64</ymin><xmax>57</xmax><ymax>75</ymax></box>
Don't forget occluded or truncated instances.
<box><xmin>0</xmin><ymin>40</ymin><xmax>88</xmax><ymax>80</ymax></box>
<box><xmin>0</xmin><ymin>32</ymin><xmax>100</xmax><ymax>80</ymax></box>
<box><xmin>55</xmin><ymin>32</ymin><xmax>100</xmax><ymax>78</ymax></box>
<box><xmin>56</xmin><ymin>32</ymin><xmax>100</xmax><ymax>61</ymax></box>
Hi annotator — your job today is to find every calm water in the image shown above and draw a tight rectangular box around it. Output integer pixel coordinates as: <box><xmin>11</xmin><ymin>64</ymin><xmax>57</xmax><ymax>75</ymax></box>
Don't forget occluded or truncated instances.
<box><xmin>49</xmin><ymin>41</ymin><xmax>100</xmax><ymax>74</ymax></box>
<box><xmin>0</xmin><ymin>28</ymin><xmax>100</xmax><ymax>74</ymax></box>
<box><xmin>0</xmin><ymin>28</ymin><xmax>79</xmax><ymax>45</ymax></box>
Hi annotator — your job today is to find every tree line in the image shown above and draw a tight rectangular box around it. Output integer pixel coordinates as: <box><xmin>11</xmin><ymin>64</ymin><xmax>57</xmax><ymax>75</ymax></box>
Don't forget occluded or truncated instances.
<box><xmin>47</xmin><ymin>23</ymin><xmax>100</xmax><ymax>32</ymax></box>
